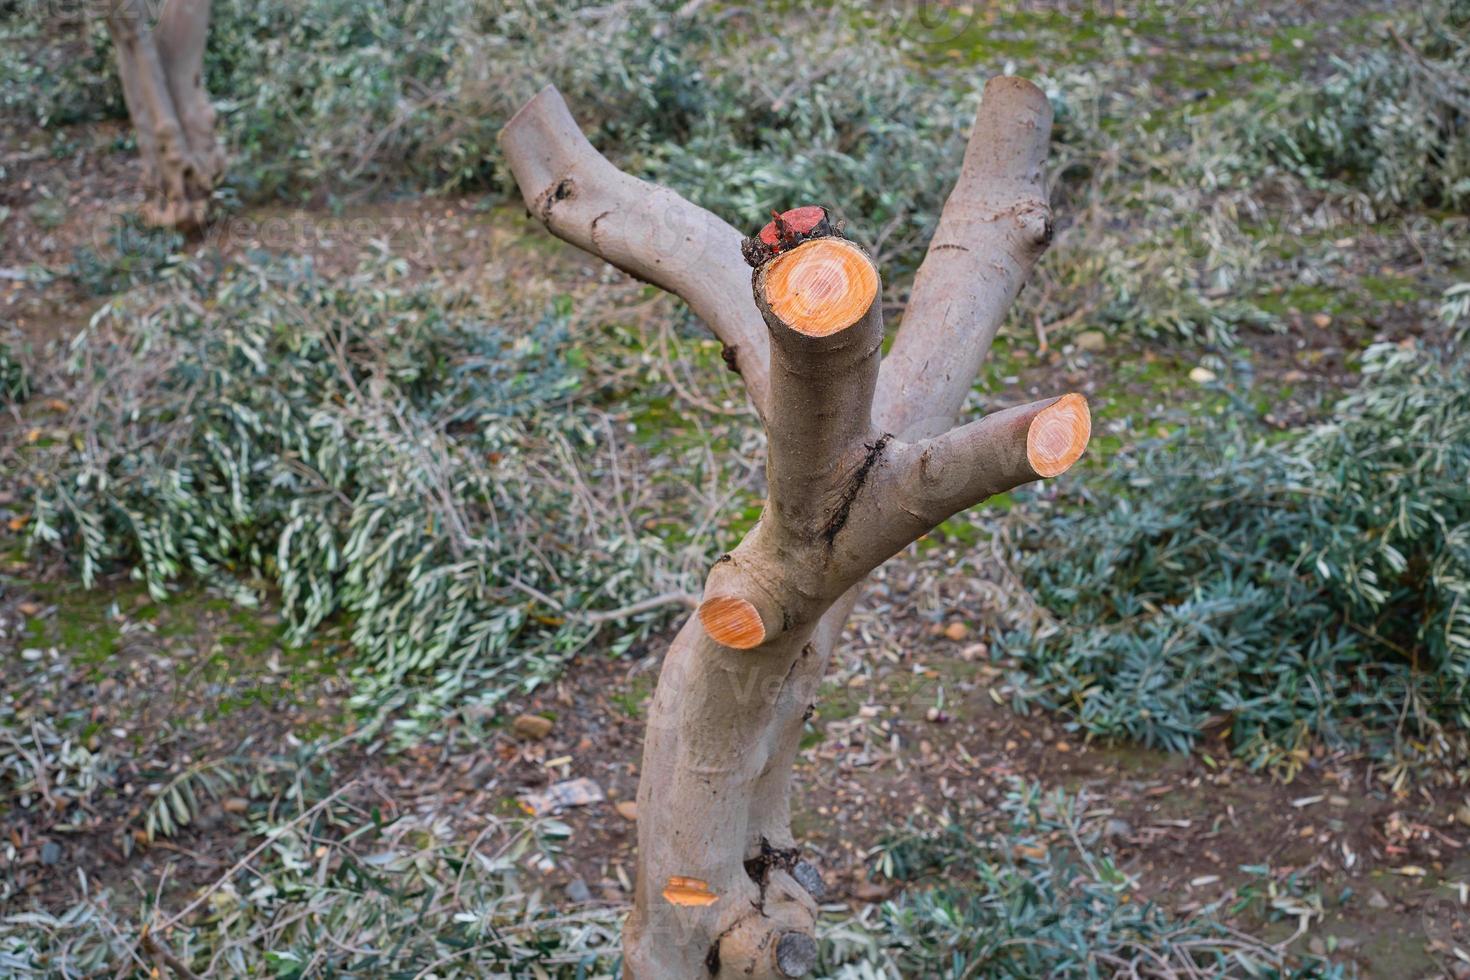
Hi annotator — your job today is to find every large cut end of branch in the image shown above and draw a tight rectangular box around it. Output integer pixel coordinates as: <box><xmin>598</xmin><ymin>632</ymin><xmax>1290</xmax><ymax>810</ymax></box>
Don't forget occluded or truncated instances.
<box><xmin>761</xmin><ymin>237</ymin><xmax>879</xmax><ymax>339</ymax></box>
<box><xmin>1027</xmin><ymin>392</ymin><xmax>1090</xmax><ymax>477</ymax></box>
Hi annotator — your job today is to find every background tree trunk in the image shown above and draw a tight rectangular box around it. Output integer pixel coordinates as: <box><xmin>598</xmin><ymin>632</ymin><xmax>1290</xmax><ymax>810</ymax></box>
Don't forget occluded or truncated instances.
<box><xmin>501</xmin><ymin>78</ymin><xmax>1086</xmax><ymax>979</ymax></box>
<box><xmin>105</xmin><ymin>0</ymin><xmax>223</xmax><ymax>230</ymax></box>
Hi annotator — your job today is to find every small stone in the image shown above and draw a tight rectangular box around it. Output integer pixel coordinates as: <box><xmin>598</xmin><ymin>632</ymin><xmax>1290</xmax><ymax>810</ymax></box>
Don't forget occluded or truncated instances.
<box><xmin>1104</xmin><ymin>818</ymin><xmax>1134</xmax><ymax>839</ymax></box>
<box><xmin>1188</xmin><ymin>366</ymin><xmax>1217</xmax><ymax>384</ymax></box>
<box><xmin>792</xmin><ymin>860</ymin><xmax>827</xmax><ymax>900</ymax></box>
<box><xmin>512</xmin><ymin>713</ymin><xmax>555</xmax><ymax>740</ymax></box>
<box><xmin>960</xmin><ymin>642</ymin><xmax>988</xmax><ymax>662</ymax></box>
<box><xmin>1076</xmin><ymin>330</ymin><xmax>1107</xmax><ymax>353</ymax></box>
<box><xmin>1367</xmin><ymin>889</ymin><xmax>1390</xmax><ymax>910</ymax></box>
<box><xmin>1311</xmin><ymin>313</ymin><xmax>1332</xmax><ymax>329</ymax></box>
<box><xmin>17</xmin><ymin>601</ymin><xmax>42</xmax><ymax>617</ymax></box>
<box><xmin>40</xmin><ymin>842</ymin><xmax>61</xmax><ymax>866</ymax></box>
<box><xmin>615</xmin><ymin>800</ymin><xmax>638</xmax><ymax>821</ymax></box>
<box><xmin>565</xmin><ymin>877</ymin><xmax>592</xmax><ymax>904</ymax></box>
<box><xmin>1308</xmin><ymin>936</ymin><xmax>1325</xmax><ymax>956</ymax></box>
<box><xmin>943</xmin><ymin>621</ymin><xmax>969</xmax><ymax>642</ymax></box>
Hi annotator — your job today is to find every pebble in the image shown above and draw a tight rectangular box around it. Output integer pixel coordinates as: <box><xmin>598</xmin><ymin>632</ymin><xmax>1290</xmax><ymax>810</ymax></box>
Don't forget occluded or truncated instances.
<box><xmin>565</xmin><ymin>877</ymin><xmax>592</xmax><ymax>904</ymax></box>
<box><xmin>40</xmin><ymin>842</ymin><xmax>61</xmax><ymax>866</ymax></box>
<box><xmin>512</xmin><ymin>714</ymin><xmax>555</xmax><ymax>740</ymax></box>
<box><xmin>1076</xmin><ymin>330</ymin><xmax>1107</xmax><ymax>353</ymax></box>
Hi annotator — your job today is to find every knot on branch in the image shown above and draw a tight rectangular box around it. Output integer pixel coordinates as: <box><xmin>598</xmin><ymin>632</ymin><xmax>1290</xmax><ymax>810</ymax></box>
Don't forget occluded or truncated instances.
<box><xmin>1015</xmin><ymin>198</ymin><xmax>1053</xmax><ymax>252</ymax></box>
<box><xmin>707</xmin><ymin>867</ymin><xmax>819</xmax><ymax>978</ymax></box>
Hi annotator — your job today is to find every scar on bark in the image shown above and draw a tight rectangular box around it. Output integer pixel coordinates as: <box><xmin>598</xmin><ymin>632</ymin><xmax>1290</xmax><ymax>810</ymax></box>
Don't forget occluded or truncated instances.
<box><xmin>539</xmin><ymin>176</ymin><xmax>575</xmax><ymax>222</ymax></box>
<box><xmin>819</xmin><ymin>434</ymin><xmax>892</xmax><ymax>546</ymax></box>
<box><xmin>744</xmin><ymin>837</ymin><xmax>802</xmax><ymax>908</ymax></box>
<box><xmin>721</xmin><ymin>343</ymin><xmax>742</xmax><ymax>376</ymax></box>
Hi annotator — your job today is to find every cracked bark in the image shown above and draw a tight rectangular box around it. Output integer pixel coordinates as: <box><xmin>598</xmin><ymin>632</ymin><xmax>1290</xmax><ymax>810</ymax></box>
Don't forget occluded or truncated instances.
<box><xmin>501</xmin><ymin>76</ymin><xmax>1087</xmax><ymax>979</ymax></box>
<box><xmin>105</xmin><ymin>0</ymin><xmax>223</xmax><ymax>230</ymax></box>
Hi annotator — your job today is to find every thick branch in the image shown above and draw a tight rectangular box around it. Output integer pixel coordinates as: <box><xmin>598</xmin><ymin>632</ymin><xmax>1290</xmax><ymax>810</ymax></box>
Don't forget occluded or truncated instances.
<box><xmin>699</xmin><ymin>237</ymin><xmax>884</xmax><ymax>650</ymax></box>
<box><xmin>875</xmin><ymin>76</ymin><xmax>1055</xmax><ymax>437</ymax></box>
<box><xmin>895</xmin><ymin>392</ymin><xmax>1089</xmax><ymax>518</ymax></box>
<box><xmin>756</xmin><ymin>237</ymin><xmax>884</xmax><ymax>540</ymax></box>
<box><xmin>499</xmin><ymin>86</ymin><xmax>772</xmax><ymax>417</ymax></box>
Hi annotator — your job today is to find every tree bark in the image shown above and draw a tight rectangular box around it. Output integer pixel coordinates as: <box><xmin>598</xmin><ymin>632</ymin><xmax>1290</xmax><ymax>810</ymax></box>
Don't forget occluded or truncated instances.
<box><xmin>501</xmin><ymin>77</ymin><xmax>1083</xmax><ymax>979</ymax></box>
<box><xmin>104</xmin><ymin>0</ymin><xmax>223</xmax><ymax>230</ymax></box>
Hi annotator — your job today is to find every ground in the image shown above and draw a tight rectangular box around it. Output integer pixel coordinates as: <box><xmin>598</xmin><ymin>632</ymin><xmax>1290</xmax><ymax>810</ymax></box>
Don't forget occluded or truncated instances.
<box><xmin>3</xmin><ymin>15</ymin><xmax>1470</xmax><ymax>973</ymax></box>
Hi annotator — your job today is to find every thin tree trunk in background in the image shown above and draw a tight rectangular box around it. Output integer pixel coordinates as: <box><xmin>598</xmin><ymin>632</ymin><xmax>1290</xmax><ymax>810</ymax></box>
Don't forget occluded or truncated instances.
<box><xmin>501</xmin><ymin>77</ymin><xmax>1085</xmax><ymax>978</ymax></box>
<box><xmin>104</xmin><ymin>0</ymin><xmax>223</xmax><ymax>230</ymax></box>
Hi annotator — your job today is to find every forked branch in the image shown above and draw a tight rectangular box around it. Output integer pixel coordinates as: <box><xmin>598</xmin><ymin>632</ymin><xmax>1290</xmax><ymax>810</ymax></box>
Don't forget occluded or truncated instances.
<box><xmin>500</xmin><ymin>86</ymin><xmax>773</xmax><ymax>417</ymax></box>
<box><xmin>501</xmin><ymin>77</ymin><xmax>1088</xmax><ymax>980</ymax></box>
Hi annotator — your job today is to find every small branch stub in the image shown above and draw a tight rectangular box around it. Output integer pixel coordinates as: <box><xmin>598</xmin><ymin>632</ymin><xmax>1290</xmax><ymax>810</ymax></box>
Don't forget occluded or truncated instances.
<box><xmin>742</xmin><ymin>205</ymin><xmax>837</xmax><ymax>268</ymax></box>
<box><xmin>775</xmin><ymin>932</ymin><xmax>818</xmax><ymax>977</ymax></box>
<box><xmin>1026</xmin><ymin>392</ymin><xmax>1091</xmax><ymax>477</ymax></box>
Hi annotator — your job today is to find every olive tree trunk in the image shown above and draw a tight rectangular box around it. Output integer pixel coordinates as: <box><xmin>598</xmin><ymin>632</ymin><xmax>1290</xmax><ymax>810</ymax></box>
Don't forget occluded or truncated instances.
<box><xmin>104</xmin><ymin>0</ymin><xmax>224</xmax><ymax>230</ymax></box>
<box><xmin>500</xmin><ymin>77</ymin><xmax>1087</xmax><ymax>979</ymax></box>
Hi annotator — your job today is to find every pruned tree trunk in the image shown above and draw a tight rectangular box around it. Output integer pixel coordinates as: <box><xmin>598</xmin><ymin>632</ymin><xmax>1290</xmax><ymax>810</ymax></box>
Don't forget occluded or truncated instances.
<box><xmin>104</xmin><ymin>0</ymin><xmax>223</xmax><ymax>230</ymax></box>
<box><xmin>501</xmin><ymin>77</ymin><xmax>1087</xmax><ymax>979</ymax></box>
